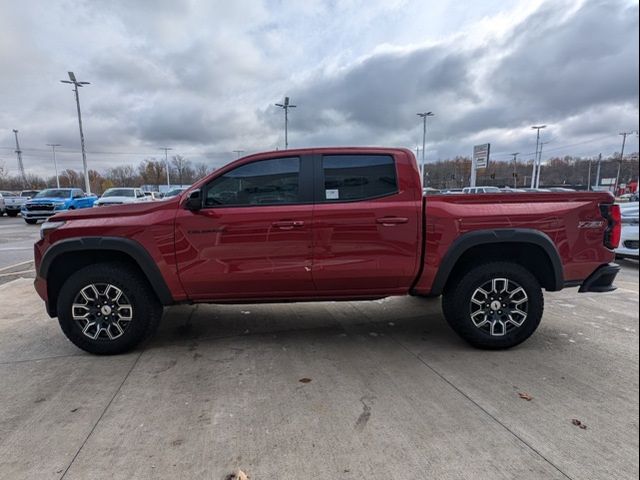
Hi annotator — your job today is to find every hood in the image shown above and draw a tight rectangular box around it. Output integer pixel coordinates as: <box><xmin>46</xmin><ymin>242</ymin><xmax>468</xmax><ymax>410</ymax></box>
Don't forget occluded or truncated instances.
<box><xmin>26</xmin><ymin>197</ymin><xmax>68</xmax><ymax>204</ymax></box>
<box><xmin>51</xmin><ymin>196</ymin><xmax>180</xmax><ymax>221</ymax></box>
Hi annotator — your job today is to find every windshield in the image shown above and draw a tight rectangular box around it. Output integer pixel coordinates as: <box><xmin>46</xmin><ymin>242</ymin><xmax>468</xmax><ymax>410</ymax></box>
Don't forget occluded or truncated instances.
<box><xmin>165</xmin><ymin>188</ymin><xmax>185</xmax><ymax>197</ymax></box>
<box><xmin>21</xmin><ymin>191</ymin><xmax>39</xmax><ymax>197</ymax></box>
<box><xmin>103</xmin><ymin>189</ymin><xmax>135</xmax><ymax>197</ymax></box>
<box><xmin>35</xmin><ymin>189</ymin><xmax>70</xmax><ymax>199</ymax></box>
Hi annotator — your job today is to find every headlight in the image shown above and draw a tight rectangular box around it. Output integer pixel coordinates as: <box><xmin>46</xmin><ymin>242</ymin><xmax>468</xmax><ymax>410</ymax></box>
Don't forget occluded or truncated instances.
<box><xmin>40</xmin><ymin>221</ymin><xmax>66</xmax><ymax>240</ymax></box>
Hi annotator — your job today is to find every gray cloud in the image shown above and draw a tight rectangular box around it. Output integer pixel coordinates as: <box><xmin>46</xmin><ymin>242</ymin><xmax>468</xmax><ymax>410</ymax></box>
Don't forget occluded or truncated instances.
<box><xmin>0</xmin><ymin>0</ymin><xmax>638</xmax><ymax>178</ymax></box>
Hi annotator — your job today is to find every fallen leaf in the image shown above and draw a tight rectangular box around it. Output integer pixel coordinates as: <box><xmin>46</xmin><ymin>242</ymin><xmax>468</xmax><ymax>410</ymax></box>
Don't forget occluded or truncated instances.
<box><xmin>571</xmin><ymin>419</ymin><xmax>588</xmax><ymax>430</ymax></box>
<box><xmin>518</xmin><ymin>392</ymin><xmax>534</xmax><ymax>401</ymax></box>
<box><xmin>299</xmin><ymin>378</ymin><xmax>312</xmax><ymax>383</ymax></box>
<box><xmin>225</xmin><ymin>470</ymin><xmax>249</xmax><ymax>480</ymax></box>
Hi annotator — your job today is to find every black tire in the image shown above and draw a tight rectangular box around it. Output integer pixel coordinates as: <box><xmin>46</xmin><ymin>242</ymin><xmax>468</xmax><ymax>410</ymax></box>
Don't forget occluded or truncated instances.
<box><xmin>25</xmin><ymin>219</ymin><xmax>38</xmax><ymax>224</ymax></box>
<box><xmin>57</xmin><ymin>262</ymin><xmax>162</xmax><ymax>355</ymax></box>
<box><xmin>7</xmin><ymin>211</ymin><xmax>18</xmax><ymax>217</ymax></box>
<box><xmin>442</xmin><ymin>261</ymin><xmax>544</xmax><ymax>349</ymax></box>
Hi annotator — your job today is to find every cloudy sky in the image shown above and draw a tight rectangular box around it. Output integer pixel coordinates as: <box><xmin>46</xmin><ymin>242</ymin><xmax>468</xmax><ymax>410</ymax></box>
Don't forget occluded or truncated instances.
<box><xmin>0</xmin><ymin>0</ymin><xmax>638</xmax><ymax>177</ymax></box>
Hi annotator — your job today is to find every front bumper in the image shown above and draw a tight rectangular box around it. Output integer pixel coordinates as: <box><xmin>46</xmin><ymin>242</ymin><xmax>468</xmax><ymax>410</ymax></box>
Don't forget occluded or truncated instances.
<box><xmin>6</xmin><ymin>205</ymin><xmax>22</xmax><ymax>212</ymax></box>
<box><xmin>579</xmin><ymin>263</ymin><xmax>621</xmax><ymax>293</ymax></box>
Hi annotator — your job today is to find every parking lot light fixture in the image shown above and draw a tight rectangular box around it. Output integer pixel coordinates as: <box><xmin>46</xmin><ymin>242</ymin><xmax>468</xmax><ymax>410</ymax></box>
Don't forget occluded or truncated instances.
<box><xmin>46</xmin><ymin>144</ymin><xmax>62</xmax><ymax>188</ymax></box>
<box><xmin>417</xmin><ymin>112</ymin><xmax>435</xmax><ymax>186</ymax></box>
<box><xmin>60</xmin><ymin>72</ymin><xmax>91</xmax><ymax>193</ymax></box>
<box><xmin>530</xmin><ymin>125</ymin><xmax>546</xmax><ymax>188</ymax></box>
<box><xmin>159</xmin><ymin>147</ymin><xmax>173</xmax><ymax>188</ymax></box>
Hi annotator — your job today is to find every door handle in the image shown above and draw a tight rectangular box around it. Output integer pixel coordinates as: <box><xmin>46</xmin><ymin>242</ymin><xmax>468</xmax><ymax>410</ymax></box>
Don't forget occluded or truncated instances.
<box><xmin>272</xmin><ymin>220</ymin><xmax>305</xmax><ymax>230</ymax></box>
<box><xmin>376</xmin><ymin>217</ymin><xmax>409</xmax><ymax>226</ymax></box>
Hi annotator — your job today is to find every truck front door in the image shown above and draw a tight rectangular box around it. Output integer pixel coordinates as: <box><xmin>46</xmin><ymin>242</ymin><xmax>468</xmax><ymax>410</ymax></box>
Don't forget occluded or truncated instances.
<box><xmin>174</xmin><ymin>155</ymin><xmax>315</xmax><ymax>300</ymax></box>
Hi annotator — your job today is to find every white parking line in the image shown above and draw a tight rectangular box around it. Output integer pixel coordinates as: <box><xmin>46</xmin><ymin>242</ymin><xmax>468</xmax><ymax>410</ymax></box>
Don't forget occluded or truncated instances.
<box><xmin>0</xmin><ymin>247</ymin><xmax>33</xmax><ymax>251</ymax></box>
<box><xmin>0</xmin><ymin>260</ymin><xmax>34</xmax><ymax>273</ymax></box>
<box><xmin>0</xmin><ymin>269</ymin><xmax>35</xmax><ymax>278</ymax></box>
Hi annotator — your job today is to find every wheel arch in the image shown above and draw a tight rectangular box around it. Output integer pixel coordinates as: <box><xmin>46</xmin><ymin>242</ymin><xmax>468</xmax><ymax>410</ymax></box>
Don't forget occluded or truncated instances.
<box><xmin>40</xmin><ymin>237</ymin><xmax>174</xmax><ymax>316</ymax></box>
<box><xmin>430</xmin><ymin>229</ymin><xmax>563</xmax><ymax>296</ymax></box>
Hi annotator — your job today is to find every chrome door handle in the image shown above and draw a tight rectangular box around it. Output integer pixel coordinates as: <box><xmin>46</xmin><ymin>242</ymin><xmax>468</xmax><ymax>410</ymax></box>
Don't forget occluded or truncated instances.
<box><xmin>376</xmin><ymin>217</ymin><xmax>409</xmax><ymax>226</ymax></box>
<box><xmin>272</xmin><ymin>220</ymin><xmax>305</xmax><ymax>230</ymax></box>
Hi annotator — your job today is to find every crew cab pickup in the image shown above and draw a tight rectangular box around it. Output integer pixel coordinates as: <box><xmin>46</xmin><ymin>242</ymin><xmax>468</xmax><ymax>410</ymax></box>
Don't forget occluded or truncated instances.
<box><xmin>33</xmin><ymin>148</ymin><xmax>621</xmax><ymax>354</ymax></box>
<box><xmin>22</xmin><ymin>188</ymin><xmax>97</xmax><ymax>224</ymax></box>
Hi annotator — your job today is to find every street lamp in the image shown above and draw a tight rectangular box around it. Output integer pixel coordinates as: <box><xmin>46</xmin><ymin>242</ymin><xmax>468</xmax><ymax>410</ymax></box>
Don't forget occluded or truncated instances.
<box><xmin>275</xmin><ymin>97</ymin><xmax>296</xmax><ymax>149</ymax></box>
<box><xmin>60</xmin><ymin>72</ymin><xmax>91</xmax><ymax>193</ymax></box>
<box><xmin>46</xmin><ymin>144</ymin><xmax>62</xmax><ymax>188</ymax></box>
<box><xmin>159</xmin><ymin>147</ymin><xmax>173</xmax><ymax>188</ymax></box>
<box><xmin>417</xmin><ymin>112</ymin><xmax>435</xmax><ymax>185</ymax></box>
<box><xmin>536</xmin><ymin>141</ymin><xmax>550</xmax><ymax>188</ymax></box>
<box><xmin>510</xmin><ymin>152</ymin><xmax>519</xmax><ymax>188</ymax></box>
<box><xmin>530</xmin><ymin>125</ymin><xmax>546</xmax><ymax>188</ymax></box>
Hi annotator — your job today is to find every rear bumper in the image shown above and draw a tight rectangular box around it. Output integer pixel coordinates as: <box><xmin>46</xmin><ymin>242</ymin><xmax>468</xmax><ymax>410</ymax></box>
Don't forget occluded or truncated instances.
<box><xmin>578</xmin><ymin>263</ymin><xmax>620</xmax><ymax>293</ymax></box>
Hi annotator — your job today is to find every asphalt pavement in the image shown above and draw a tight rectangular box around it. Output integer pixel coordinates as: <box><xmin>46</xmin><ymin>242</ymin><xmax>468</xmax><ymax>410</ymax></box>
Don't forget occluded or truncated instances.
<box><xmin>0</xmin><ymin>215</ymin><xmax>40</xmax><ymax>271</ymax></box>
<box><xmin>0</xmin><ymin>234</ymin><xmax>638</xmax><ymax>480</ymax></box>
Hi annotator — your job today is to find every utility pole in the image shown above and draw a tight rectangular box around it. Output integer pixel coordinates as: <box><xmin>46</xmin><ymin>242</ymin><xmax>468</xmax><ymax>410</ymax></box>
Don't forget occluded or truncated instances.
<box><xmin>12</xmin><ymin>129</ymin><xmax>27</xmax><ymax>188</ymax></box>
<box><xmin>233</xmin><ymin>150</ymin><xmax>245</xmax><ymax>159</ymax></box>
<box><xmin>530</xmin><ymin>125</ymin><xmax>546</xmax><ymax>188</ymax></box>
<box><xmin>510</xmin><ymin>152</ymin><xmax>519</xmax><ymax>188</ymax></box>
<box><xmin>46</xmin><ymin>143</ymin><xmax>62</xmax><ymax>188</ymax></box>
<box><xmin>595</xmin><ymin>153</ymin><xmax>602</xmax><ymax>190</ymax></box>
<box><xmin>60</xmin><ymin>72</ymin><xmax>91</xmax><ymax>193</ymax></box>
<box><xmin>417</xmin><ymin>112</ymin><xmax>434</xmax><ymax>186</ymax></box>
<box><xmin>615</xmin><ymin>131</ymin><xmax>638</xmax><ymax>194</ymax></box>
<box><xmin>587</xmin><ymin>157</ymin><xmax>592</xmax><ymax>191</ymax></box>
<box><xmin>159</xmin><ymin>147</ymin><xmax>173</xmax><ymax>188</ymax></box>
<box><xmin>275</xmin><ymin>97</ymin><xmax>296</xmax><ymax>149</ymax></box>
<box><xmin>535</xmin><ymin>141</ymin><xmax>549</xmax><ymax>188</ymax></box>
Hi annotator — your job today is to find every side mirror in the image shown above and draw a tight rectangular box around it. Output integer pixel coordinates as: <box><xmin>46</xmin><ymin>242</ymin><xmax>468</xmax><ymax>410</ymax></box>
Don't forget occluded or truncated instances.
<box><xmin>185</xmin><ymin>189</ymin><xmax>202</xmax><ymax>211</ymax></box>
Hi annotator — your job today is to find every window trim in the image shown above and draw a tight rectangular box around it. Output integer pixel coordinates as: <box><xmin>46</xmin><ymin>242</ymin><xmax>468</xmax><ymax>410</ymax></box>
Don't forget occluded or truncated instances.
<box><xmin>201</xmin><ymin>154</ymin><xmax>314</xmax><ymax>209</ymax></box>
<box><xmin>313</xmin><ymin>153</ymin><xmax>400</xmax><ymax>204</ymax></box>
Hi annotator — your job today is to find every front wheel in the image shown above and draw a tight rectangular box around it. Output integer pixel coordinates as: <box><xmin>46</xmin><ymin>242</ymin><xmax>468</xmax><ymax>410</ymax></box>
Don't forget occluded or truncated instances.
<box><xmin>57</xmin><ymin>262</ymin><xmax>162</xmax><ymax>354</ymax></box>
<box><xmin>442</xmin><ymin>261</ymin><xmax>544</xmax><ymax>349</ymax></box>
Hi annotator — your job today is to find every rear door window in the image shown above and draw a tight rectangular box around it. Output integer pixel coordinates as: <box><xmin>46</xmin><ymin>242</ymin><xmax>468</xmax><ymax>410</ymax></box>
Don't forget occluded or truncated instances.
<box><xmin>320</xmin><ymin>154</ymin><xmax>397</xmax><ymax>202</ymax></box>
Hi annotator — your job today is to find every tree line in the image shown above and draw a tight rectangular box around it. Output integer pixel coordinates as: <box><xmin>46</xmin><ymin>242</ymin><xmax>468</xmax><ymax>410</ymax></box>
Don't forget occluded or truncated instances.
<box><xmin>425</xmin><ymin>154</ymin><xmax>639</xmax><ymax>190</ymax></box>
<box><xmin>0</xmin><ymin>156</ymin><xmax>214</xmax><ymax>194</ymax></box>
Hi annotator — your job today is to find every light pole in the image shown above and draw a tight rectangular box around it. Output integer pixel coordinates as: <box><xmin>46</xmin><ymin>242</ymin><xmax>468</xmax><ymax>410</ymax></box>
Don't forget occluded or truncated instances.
<box><xmin>275</xmin><ymin>97</ymin><xmax>296</xmax><ymax>149</ymax></box>
<box><xmin>510</xmin><ymin>152</ymin><xmax>519</xmax><ymax>188</ymax></box>
<box><xmin>60</xmin><ymin>72</ymin><xmax>91</xmax><ymax>193</ymax></box>
<box><xmin>12</xmin><ymin>129</ymin><xmax>27</xmax><ymax>188</ymax></box>
<box><xmin>535</xmin><ymin>141</ymin><xmax>549</xmax><ymax>188</ymax></box>
<box><xmin>530</xmin><ymin>125</ymin><xmax>546</xmax><ymax>188</ymax></box>
<box><xmin>159</xmin><ymin>147</ymin><xmax>173</xmax><ymax>188</ymax></box>
<box><xmin>233</xmin><ymin>150</ymin><xmax>245</xmax><ymax>159</ymax></box>
<box><xmin>46</xmin><ymin>144</ymin><xmax>62</xmax><ymax>188</ymax></box>
<box><xmin>615</xmin><ymin>131</ymin><xmax>638</xmax><ymax>194</ymax></box>
<box><xmin>417</xmin><ymin>112</ymin><xmax>434</xmax><ymax>185</ymax></box>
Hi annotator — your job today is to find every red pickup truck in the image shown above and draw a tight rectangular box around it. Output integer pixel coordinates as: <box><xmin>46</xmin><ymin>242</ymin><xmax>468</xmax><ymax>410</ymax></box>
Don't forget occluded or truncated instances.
<box><xmin>33</xmin><ymin>147</ymin><xmax>621</xmax><ymax>354</ymax></box>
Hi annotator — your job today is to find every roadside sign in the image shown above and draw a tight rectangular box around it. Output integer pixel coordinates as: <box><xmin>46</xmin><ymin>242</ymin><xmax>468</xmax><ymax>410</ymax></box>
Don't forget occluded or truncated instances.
<box><xmin>473</xmin><ymin>144</ymin><xmax>490</xmax><ymax>170</ymax></box>
<box><xmin>601</xmin><ymin>178</ymin><xmax>616</xmax><ymax>186</ymax></box>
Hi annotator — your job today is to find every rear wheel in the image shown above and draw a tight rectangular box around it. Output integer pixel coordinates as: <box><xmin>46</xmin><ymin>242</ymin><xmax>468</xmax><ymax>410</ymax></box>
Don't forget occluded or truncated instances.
<box><xmin>57</xmin><ymin>262</ymin><xmax>162</xmax><ymax>355</ymax></box>
<box><xmin>442</xmin><ymin>262</ymin><xmax>544</xmax><ymax>349</ymax></box>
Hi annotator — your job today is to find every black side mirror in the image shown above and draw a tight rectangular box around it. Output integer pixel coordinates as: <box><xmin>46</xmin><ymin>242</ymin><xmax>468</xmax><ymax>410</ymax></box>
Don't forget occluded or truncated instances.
<box><xmin>185</xmin><ymin>189</ymin><xmax>202</xmax><ymax>211</ymax></box>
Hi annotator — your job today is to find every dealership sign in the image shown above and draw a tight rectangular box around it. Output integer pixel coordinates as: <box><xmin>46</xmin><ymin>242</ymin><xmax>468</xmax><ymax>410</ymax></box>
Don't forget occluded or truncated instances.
<box><xmin>473</xmin><ymin>144</ymin><xmax>490</xmax><ymax>170</ymax></box>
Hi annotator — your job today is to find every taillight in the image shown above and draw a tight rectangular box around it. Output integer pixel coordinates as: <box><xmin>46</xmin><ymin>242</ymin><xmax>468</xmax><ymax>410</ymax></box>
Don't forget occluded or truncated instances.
<box><xmin>600</xmin><ymin>204</ymin><xmax>621</xmax><ymax>249</ymax></box>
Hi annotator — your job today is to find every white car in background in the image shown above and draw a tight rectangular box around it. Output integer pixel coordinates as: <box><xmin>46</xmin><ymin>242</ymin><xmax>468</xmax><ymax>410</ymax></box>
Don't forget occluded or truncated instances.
<box><xmin>616</xmin><ymin>202</ymin><xmax>639</xmax><ymax>260</ymax></box>
<box><xmin>94</xmin><ymin>188</ymin><xmax>150</xmax><ymax>207</ymax></box>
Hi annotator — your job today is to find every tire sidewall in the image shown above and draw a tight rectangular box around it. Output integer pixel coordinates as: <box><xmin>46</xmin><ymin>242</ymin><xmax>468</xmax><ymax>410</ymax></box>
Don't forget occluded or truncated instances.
<box><xmin>444</xmin><ymin>262</ymin><xmax>544</xmax><ymax>349</ymax></box>
<box><xmin>57</xmin><ymin>264</ymin><xmax>158</xmax><ymax>354</ymax></box>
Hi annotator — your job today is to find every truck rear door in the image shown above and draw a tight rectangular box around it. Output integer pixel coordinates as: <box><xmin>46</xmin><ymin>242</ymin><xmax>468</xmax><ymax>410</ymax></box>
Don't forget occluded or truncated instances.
<box><xmin>311</xmin><ymin>151</ymin><xmax>422</xmax><ymax>294</ymax></box>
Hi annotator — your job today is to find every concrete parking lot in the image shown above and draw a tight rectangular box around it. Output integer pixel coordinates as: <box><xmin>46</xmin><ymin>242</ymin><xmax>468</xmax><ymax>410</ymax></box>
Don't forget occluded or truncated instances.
<box><xmin>0</xmin><ymin>219</ymin><xmax>638</xmax><ymax>480</ymax></box>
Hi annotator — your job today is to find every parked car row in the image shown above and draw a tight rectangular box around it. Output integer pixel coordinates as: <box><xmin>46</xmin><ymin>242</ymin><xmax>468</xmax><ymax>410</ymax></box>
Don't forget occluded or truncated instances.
<box><xmin>11</xmin><ymin>186</ymin><xmax>190</xmax><ymax>224</ymax></box>
<box><xmin>422</xmin><ymin>187</ymin><xmax>578</xmax><ymax>195</ymax></box>
<box><xmin>616</xmin><ymin>201</ymin><xmax>639</xmax><ymax>260</ymax></box>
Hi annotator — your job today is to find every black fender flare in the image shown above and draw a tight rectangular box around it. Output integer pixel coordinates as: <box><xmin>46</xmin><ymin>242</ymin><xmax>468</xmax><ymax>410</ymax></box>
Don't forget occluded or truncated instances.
<box><xmin>429</xmin><ymin>228</ymin><xmax>564</xmax><ymax>296</ymax></box>
<box><xmin>40</xmin><ymin>237</ymin><xmax>174</xmax><ymax>305</ymax></box>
